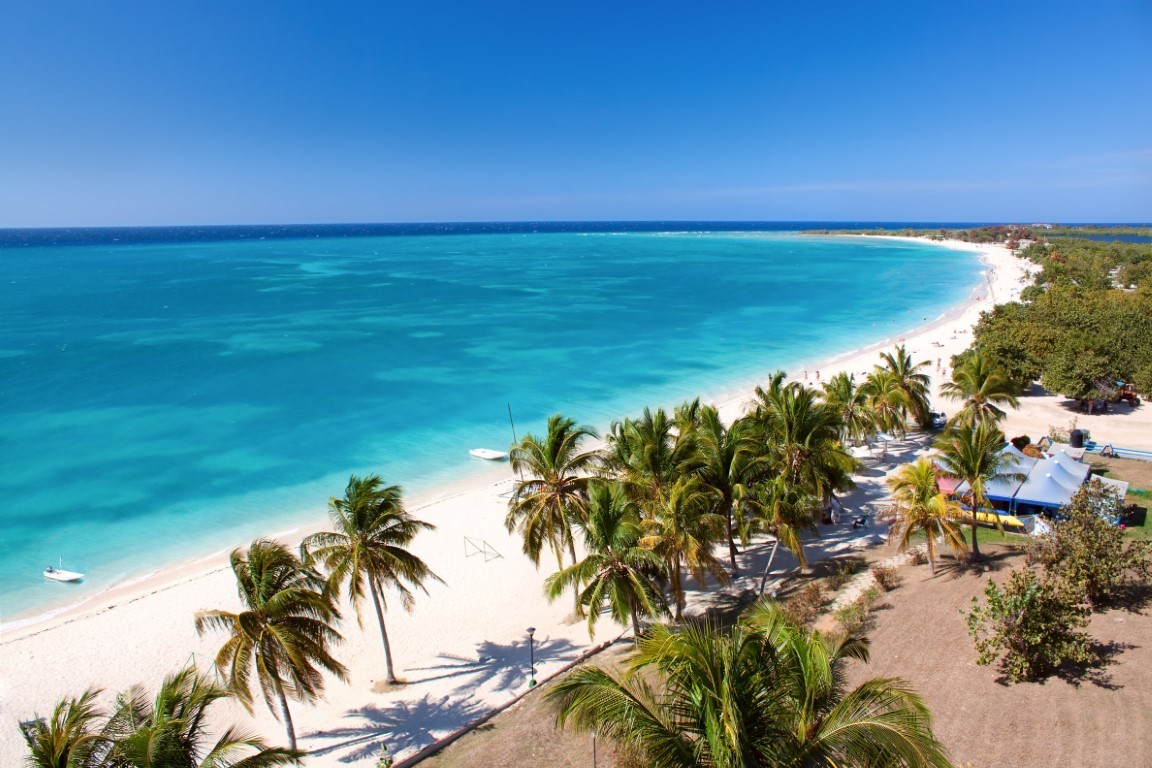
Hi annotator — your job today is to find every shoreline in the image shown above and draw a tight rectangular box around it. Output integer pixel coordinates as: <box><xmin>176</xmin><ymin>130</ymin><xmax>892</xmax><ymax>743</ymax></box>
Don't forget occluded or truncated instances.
<box><xmin>0</xmin><ymin>236</ymin><xmax>1032</xmax><ymax>766</ymax></box>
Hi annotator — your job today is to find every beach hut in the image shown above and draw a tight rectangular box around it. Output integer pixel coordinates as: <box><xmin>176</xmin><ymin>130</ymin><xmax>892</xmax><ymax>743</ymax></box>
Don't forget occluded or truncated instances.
<box><xmin>1012</xmin><ymin>471</ymin><xmax>1078</xmax><ymax>512</ymax></box>
<box><xmin>1050</xmin><ymin>449</ymin><xmax>1090</xmax><ymax>484</ymax></box>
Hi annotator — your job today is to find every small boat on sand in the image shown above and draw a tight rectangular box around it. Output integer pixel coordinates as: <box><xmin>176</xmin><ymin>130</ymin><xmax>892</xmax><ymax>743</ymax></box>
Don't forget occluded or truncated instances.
<box><xmin>469</xmin><ymin>448</ymin><xmax>508</xmax><ymax>461</ymax></box>
<box><xmin>44</xmin><ymin>564</ymin><xmax>85</xmax><ymax>583</ymax></box>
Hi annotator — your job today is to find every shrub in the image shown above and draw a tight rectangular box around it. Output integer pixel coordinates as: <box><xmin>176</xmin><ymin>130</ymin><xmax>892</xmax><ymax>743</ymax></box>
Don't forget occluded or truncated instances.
<box><xmin>827</xmin><ymin>559</ymin><xmax>865</xmax><ymax>590</ymax></box>
<box><xmin>780</xmin><ymin>583</ymin><xmax>827</xmax><ymax>626</ymax></box>
<box><xmin>965</xmin><ymin>568</ymin><xmax>1093</xmax><ymax>682</ymax></box>
<box><xmin>835</xmin><ymin>587</ymin><xmax>882</xmax><ymax>634</ymax></box>
<box><xmin>909</xmin><ymin>549</ymin><xmax>928</xmax><ymax>566</ymax></box>
<box><xmin>1037</xmin><ymin>480</ymin><xmax>1152</xmax><ymax>607</ymax></box>
<box><xmin>871</xmin><ymin>565</ymin><xmax>901</xmax><ymax>591</ymax></box>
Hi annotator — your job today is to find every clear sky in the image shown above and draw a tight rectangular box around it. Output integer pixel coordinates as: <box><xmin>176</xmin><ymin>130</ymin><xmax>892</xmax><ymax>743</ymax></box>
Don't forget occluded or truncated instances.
<box><xmin>1</xmin><ymin>1</ymin><xmax>1149</xmax><ymax>226</ymax></box>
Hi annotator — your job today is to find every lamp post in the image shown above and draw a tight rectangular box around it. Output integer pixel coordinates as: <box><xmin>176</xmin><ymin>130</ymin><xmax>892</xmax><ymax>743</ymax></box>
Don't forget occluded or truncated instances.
<box><xmin>526</xmin><ymin>627</ymin><xmax>537</xmax><ymax>687</ymax></box>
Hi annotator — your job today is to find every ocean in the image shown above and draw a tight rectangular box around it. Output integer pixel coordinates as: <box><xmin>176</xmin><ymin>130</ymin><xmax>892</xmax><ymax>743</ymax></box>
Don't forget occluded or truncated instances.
<box><xmin>0</xmin><ymin>223</ymin><xmax>984</xmax><ymax>623</ymax></box>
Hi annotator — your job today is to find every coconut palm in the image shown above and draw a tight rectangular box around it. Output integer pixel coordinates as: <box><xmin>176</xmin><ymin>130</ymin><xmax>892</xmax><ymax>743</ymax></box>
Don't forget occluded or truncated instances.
<box><xmin>300</xmin><ymin>475</ymin><xmax>441</xmax><ymax>686</ymax></box>
<box><xmin>887</xmin><ymin>458</ymin><xmax>967</xmax><ymax>575</ymax></box>
<box><xmin>751</xmin><ymin>474</ymin><xmax>820</xmax><ymax>596</ymax></box>
<box><xmin>751</xmin><ymin>380</ymin><xmax>857</xmax><ymax>513</ymax></box>
<box><xmin>639</xmin><ymin>476</ymin><xmax>728</xmax><ymax>620</ymax></box>
<box><xmin>693</xmin><ymin>407</ymin><xmax>768</xmax><ymax>576</ymax></box>
<box><xmin>547</xmin><ymin>601</ymin><xmax>952</xmax><ymax>768</ymax></box>
<box><xmin>195</xmin><ymin>539</ymin><xmax>347</xmax><ymax>751</ymax></box>
<box><xmin>933</xmin><ymin>424</ymin><xmax>1025</xmax><ymax>559</ymax></box>
<box><xmin>507</xmin><ymin>414</ymin><xmax>600</xmax><ymax>570</ymax></box>
<box><xmin>821</xmin><ymin>372</ymin><xmax>876</xmax><ymax>446</ymax></box>
<box><xmin>603</xmin><ymin>407</ymin><xmax>701</xmax><ymax>513</ymax></box>
<box><xmin>544</xmin><ymin>481</ymin><xmax>669</xmax><ymax>639</ymax></box>
<box><xmin>861</xmin><ymin>368</ymin><xmax>911</xmax><ymax>441</ymax></box>
<box><xmin>879</xmin><ymin>344</ymin><xmax>934</xmax><ymax>429</ymax></box>
<box><xmin>104</xmin><ymin>666</ymin><xmax>301</xmax><ymax>768</ymax></box>
<box><xmin>20</xmin><ymin>689</ymin><xmax>110</xmax><ymax>768</ymax></box>
<box><xmin>940</xmin><ymin>351</ymin><xmax>1020</xmax><ymax>429</ymax></box>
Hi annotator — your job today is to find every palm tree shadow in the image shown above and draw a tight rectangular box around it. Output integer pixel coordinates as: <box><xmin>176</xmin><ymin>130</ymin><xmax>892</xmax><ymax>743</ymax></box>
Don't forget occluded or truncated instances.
<box><xmin>936</xmin><ymin>548</ymin><xmax>1016</xmax><ymax>579</ymax></box>
<box><xmin>304</xmin><ymin>693</ymin><xmax>489</xmax><ymax>763</ymax></box>
<box><xmin>403</xmin><ymin>636</ymin><xmax>579</xmax><ymax>694</ymax></box>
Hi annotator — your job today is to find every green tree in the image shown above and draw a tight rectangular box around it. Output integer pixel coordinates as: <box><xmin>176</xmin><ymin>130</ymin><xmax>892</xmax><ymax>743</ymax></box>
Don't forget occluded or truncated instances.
<box><xmin>887</xmin><ymin>458</ymin><xmax>967</xmax><ymax>575</ymax></box>
<box><xmin>933</xmin><ymin>424</ymin><xmax>1024</xmax><ymax>559</ymax></box>
<box><xmin>751</xmin><ymin>474</ymin><xmax>819</xmax><ymax>596</ymax></box>
<box><xmin>639</xmin><ymin>476</ymin><xmax>727</xmax><ymax>620</ymax></box>
<box><xmin>966</xmin><ymin>568</ymin><xmax>1093</xmax><ymax>683</ymax></box>
<box><xmin>821</xmin><ymin>372</ymin><xmax>876</xmax><ymax>447</ymax></box>
<box><xmin>879</xmin><ymin>344</ymin><xmax>934</xmax><ymax>428</ymax></box>
<box><xmin>603</xmin><ymin>407</ymin><xmax>701</xmax><ymax>513</ymax></box>
<box><xmin>195</xmin><ymin>539</ymin><xmax>347</xmax><ymax>751</ymax></box>
<box><xmin>547</xmin><ymin>601</ymin><xmax>952</xmax><ymax>768</ymax></box>
<box><xmin>1035</xmin><ymin>480</ymin><xmax>1152</xmax><ymax>608</ymax></box>
<box><xmin>861</xmin><ymin>368</ymin><xmax>910</xmax><ymax>441</ymax></box>
<box><xmin>544</xmin><ymin>481</ymin><xmax>669</xmax><ymax>639</ymax></box>
<box><xmin>20</xmin><ymin>690</ymin><xmax>110</xmax><ymax>768</ymax></box>
<box><xmin>300</xmin><ymin>475</ymin><xmax>442</xmax><ymax>685</ymax></box>
<box><xmin>506</xmin><ymin>414</ymin><xmax>600</xmax><ymax>570</ymax></box>
<box><xmin>105</xmin><ymin>666</ymin><xmax>301</xmax><ymax>768</ymax></box>
<box><xmin>940</xmin><ymin>351</ymin><xmax>1020</xmax><ymax>429</ymax></box>
<box><xmin>693</xmin><ymin>406</ymin><xmax>768</xmax><ymax>576</ymax></box>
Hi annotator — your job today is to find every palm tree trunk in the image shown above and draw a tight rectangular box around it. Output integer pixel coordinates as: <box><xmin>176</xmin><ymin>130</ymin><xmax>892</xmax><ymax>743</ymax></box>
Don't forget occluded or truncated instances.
<box><xmin>970</xmin><ymin>509</ymin><xmax>981</xmax><ymax>559</ymax></box>
<box><xmin>671</xmin><ymin>557</ymin><xmax>684</xmax><ymax>621</ymax></box>
<box><xmin>568</xmin><ymin>536</ymin><xmax>581</xmax><ymax>604</ymax></box>
<box><xmin>273</xmin><ymin>676</ymin><xmax>297</xmax><ymax>751</ymax></box>
<box><xmin>370</xmin><ymin>580</ymin><xmax>399</xmax><ymax>684</ymax></box>
<box><xmin>758</xmin><ymin>540</ymin><xmax>781</xmax><ymax>597</ymax></box>
<box><xmin>630</xmin><ymin>604</ymin><xmax>641</xmax><ymax>642</ymax></box>
<box><xmin>723</xmin><ymin>498</ymin><xmax>740</xmax><ymax>576</ymax></box>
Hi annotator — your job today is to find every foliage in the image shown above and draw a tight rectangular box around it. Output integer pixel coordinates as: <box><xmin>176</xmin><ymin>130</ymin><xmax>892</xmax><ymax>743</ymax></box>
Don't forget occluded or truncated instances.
<box><xmin>835</xmin><ymin>587</ymin><xmax>882</xmax><ymax>634</ymax></box>
<box><xmin>965</xmin><ymin>568</ymin><xmax>1093</xmax><ymax>683</ymax></box>
<box><xmin>779</xmin><ymin>582</ymin><xmax>827</xmax><ymax>627</ymax></box>
<box><xmin>21</xmin><ymin>668</ymin><xmax>301</xmax><ymax>768</ymax></box>
<box><xmin>878</xmin><ymin>344</ymin><xmax>934</xmax><ymax>429</ymax></box>
<box><xmin>887</xmin><ymin>458</ymin><xmax>968</xmax><ymax>574</ymax></box>
<box><xmin>828</xmin><ymin>558</ymin><xmax>866</xmax><ymax>590</ymax></box>
<box><xmin>506</xmin><ymin>413</ymin><xmax>599</xmax><ymax>568</ymax></box>
<box><xmin>939</xmin><ymin>351</ymin><xmax>1019</xmax><ymax>429</ymax></box>
<box><xmin>1035</xmin><ymin>480</ymin><xmax>1152</xmax><ymax>607</ymax></box>
<box><xmin>544</xmin><ymin>480</ymin><xmax>669</xmax><ymax>638</ymax></box>
<box><xmin>871</xmin><ymin>565</ymin><xmax>902</xmax><ymax>591</ymax></box>
<box><xmin>195</xmin><ymin>539</ymin><xmax>347</xmax><ymax>750</ymax></box>
<box><xmin>547</xmin><ymin>601</ymin><xmax>952</xmax><ymax>768</ymax></box>
<box><xmin>300</xmin><ymin>475</ymin><xmax>441</xmax><ymax>685</ymax></box>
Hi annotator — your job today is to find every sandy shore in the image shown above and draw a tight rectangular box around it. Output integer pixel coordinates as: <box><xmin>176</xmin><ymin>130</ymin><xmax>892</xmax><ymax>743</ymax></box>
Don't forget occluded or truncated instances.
<box><xmin>4</xmin><ymin>237</ymin><xmax>1147</xmax><ymax>766</ymax></box>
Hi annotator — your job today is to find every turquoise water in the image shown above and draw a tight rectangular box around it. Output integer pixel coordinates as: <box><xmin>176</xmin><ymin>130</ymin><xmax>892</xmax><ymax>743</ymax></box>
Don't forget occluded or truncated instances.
<box><xmin>0</xmin><ymin>229</ymin><xmax>981</xmax><ymax>622</ymax></box>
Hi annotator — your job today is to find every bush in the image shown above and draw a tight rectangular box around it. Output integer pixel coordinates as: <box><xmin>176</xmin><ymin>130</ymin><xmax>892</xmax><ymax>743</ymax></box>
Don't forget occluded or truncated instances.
<box><xmin>827</xmin><ymin>559</ymin><xmax>865</xmax><ymax>590</ymax></box>
<box><xmin>871</xmin><ymin>565</ymin><xmax>901</xmax><ymax>591</ymax></box>
<box><xmin>835</xmin><ymin>587</ymin><xmax>882</xmax><ymax>634</ymax></box>
<box><xmin>780</xmin><ymin>583</ymin><xmax>827</xmax><ymax>626</ymax></box>
<box><xmin>908</xmin><ymin>549</ymin><xmax>928</xmax><ymax>566</ymax></box>
<box><xmin>1037</xmin><ymin>480</ymin><xmax>1152</xmax><ymax>607</ymax></box>
<box><xmin>965</xmin><ymin>568</ymin><xmax>1093</xmax><ymax>682</ymax></box>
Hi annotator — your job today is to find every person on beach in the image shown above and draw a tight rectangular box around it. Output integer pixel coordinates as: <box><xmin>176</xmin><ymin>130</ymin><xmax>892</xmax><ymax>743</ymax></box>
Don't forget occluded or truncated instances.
<box><xmin>815</xmin><ymin>370</ymin><xmax>820</xmax><ymax>381</ymax></box>
<box><xmin>803</xmin><ymin>370</ymin><xmax>807</xmax><ymax>380</ymax></box>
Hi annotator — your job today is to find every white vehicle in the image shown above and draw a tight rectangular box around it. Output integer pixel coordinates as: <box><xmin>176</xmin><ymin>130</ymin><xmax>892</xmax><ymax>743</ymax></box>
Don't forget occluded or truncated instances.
<box><xmin>44</xmin><ymin>564</ymin><xmax>85</xmax><ymax>582</ymax></box>
<box><xmin>469</xmin><ymin>448</ymin><xmax>509</xmax><ymax>461</ymax></box>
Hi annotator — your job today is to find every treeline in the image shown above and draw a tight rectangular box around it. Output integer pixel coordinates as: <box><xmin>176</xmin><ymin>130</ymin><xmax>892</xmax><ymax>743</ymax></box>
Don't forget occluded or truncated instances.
<box><xmin>804</xmin><ymin>225</ymin><xmax>1036</xmax><ymax>244</ymax></box>
<box><xmin>964</xmin><ymin>237</ymin><xmax>1152</xmax><ymax>399</ymax></box>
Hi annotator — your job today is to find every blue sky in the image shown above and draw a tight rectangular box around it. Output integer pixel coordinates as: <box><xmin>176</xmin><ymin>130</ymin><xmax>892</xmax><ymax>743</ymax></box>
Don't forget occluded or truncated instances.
<box><xmin>1</xmin><ymin>1</ymin><xmax>1149</xmax><ymax>226</ymax></box>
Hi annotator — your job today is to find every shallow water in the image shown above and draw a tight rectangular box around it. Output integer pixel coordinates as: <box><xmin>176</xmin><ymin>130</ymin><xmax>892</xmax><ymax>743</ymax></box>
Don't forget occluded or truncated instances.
<box><xmin>0</xmin><ymin>227</ymin><xmax>981</xmax><ymax>621</ymax></box>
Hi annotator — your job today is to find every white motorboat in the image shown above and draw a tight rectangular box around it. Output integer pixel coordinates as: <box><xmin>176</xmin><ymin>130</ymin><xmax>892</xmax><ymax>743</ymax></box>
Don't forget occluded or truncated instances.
<box><xmin>469</xmin><ymin>448</ymin><xmax>508</xmax><ymax>461</ymax></box>
<box><xmin>44</xmin><ymin>565</ymin><xmax>85</xmax><ymax>583</ymax></box>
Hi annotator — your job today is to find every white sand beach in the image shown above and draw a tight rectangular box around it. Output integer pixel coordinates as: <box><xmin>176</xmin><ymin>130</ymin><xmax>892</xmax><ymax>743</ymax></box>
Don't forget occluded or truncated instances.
<box><xmin>4</xmin><ymin>237</ymin><xmax>1149</xmax><ymax>766</ymax></box>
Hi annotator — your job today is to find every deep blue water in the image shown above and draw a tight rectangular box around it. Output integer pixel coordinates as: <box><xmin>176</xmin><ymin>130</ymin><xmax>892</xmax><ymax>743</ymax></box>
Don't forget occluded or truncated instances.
<box><xmin>0</xmin><ymin>225</ymin><xmax>982</xmax><ymax>622</ymax></box>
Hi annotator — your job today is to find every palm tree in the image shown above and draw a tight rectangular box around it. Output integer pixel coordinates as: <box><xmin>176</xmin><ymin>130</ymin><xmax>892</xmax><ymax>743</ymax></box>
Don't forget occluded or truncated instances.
<box><xmin>300</xmin><ymin>475</ymin><xmax>442</xmax><ymax>686</ymax></box>
<box><xmin>940</xmin><ymin>351</ymin><xmax>1020</xmax><ymax>429</ymax></box>
<box><xmin>694</xmin><ymin>407</ymin><xmax>768</xmax><ymax>576</ymax></box>
<box><xmin>20</xmin><ymin>689</ymin><xmax>110</xmax><ymax>768</ymax></box>
<box><xmin>933</xmin><ymin>424</ymin><xmax>1025</xmax><ymax>559</ymax></box>
<box><xmin>751</xmin><ymin>380</ymin><xmax>857</xmax><ymax>514</ymax></box>
<box><xmin>195</xmin><ymin>539</ymin><xmax>347</xmax><ymax>751</ymax></box>
<box><xmin>751</xmin><ymin>474</ymin><xmax>820</xmax><ymax>596</ymax></box>
<box><xmin>639</xmin><ymin>476</ymin><xmax>728</xmax><ymax>620</ymax></box>
<box><xmin>879</xmin><ymin>344</ymin><xmax>934</xmax><ymax>429</ymax></box>
<box><xmin>105</xmin><ymin>666</ymin><xmax>301</xmax><ymax>767</ymax></box>
<box><xmin>506</xmin><ymin>414</ymin><xmax>600</xmax><ymax>570</ymax></box>
<box><xmin>544</xmin><ymin>481</ymin><xmax>669</xmax><ymax>639</ymax></box>
<box><xmin>603</xmin><ymin>407</ymin><xmax>701</xmax><ymax>513</ymax></box>
<box><xmin>887</xmin><ymin>458</ymin><xmax>967</xmax><ymax>575</ymax></box>
<box><xmin>861</xmin><ymin>368</ymin><xmax>911</xmax><ymax>441</ymax></box>
<box><xmin>821</xmin><ymin>372</ymin><xmax>876</xmax><ymax>446</ymax></box>
<box><xmin>547</xmin><ymin>601</ymin><xmax>952</xmax><ymax>768</ymax></box>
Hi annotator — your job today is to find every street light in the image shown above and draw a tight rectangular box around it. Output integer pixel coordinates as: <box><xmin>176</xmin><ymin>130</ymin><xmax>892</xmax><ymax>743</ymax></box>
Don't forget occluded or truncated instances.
<box><xmin>526</xmin><ymin>627</ymin><xmax>537</xmax><ymax>687</ymax></box>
